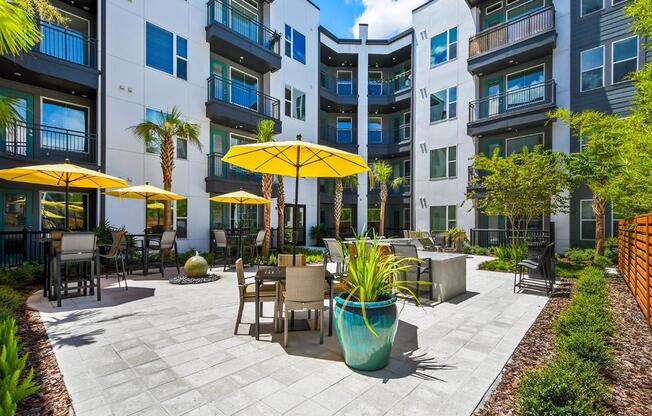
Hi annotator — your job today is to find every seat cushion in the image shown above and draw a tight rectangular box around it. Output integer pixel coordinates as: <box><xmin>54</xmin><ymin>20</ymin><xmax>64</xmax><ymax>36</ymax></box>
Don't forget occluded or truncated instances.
<box><xmin>243</xmin><ymin>283</ymin><xmax>277</xmax><ymax>298</ymax></box>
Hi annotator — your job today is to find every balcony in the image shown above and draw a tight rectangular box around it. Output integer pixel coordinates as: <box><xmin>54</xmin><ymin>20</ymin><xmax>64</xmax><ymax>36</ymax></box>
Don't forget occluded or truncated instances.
<box><xmin>466</xmin><ymin>167</ymin><xmax>486</xmax><ymax>199</ymax></box>
<box><xmin>367</xmin><ymin>71</ymin><xmax>411</xmax><ymax>110</ymax></box>
<box><xmin>467</xmin><ymin>80</ymin><xmax>556</xmax><ymax>136</ymax></box>
<box><xmin>368</xmin><ymin>124</ymin><xmax>411</xmax><ymax>157</ymax></box>
<box><xmin>0</xmin><ymin>20</ymin><xmax>98</xmax><ymax>92</ymax></box>
<box><xmin>206</xmin><ymin>0</ymin><xmax>281</xmax><ymax>74</ymax></box>
<box><xmin>468</xmin><ymin>7</ymin><xmax>556</xmax><ymax>75</ymax></box>
<box><xmin>205</xmin><ymin>74</ymin><xmax>281</xmax><ymax>134</ymax></box>
<box><xmin>0</xmin><ymin>120</ymin><xmax>97</xmax><ymax>166</ymax></box>
<box><xmin>318</xmin><ymin>126</ymin><xmax>358</xmax><ymax>153</ymax></box>
<box><xmin>319</xmin><ymin>77</ymin><xmax>359</xmax><ymax>110</ymax></box>
<box><xmin>205</xmin><ymin>152</ymin><xmax>262</xmax><ymax>194</ymax></box>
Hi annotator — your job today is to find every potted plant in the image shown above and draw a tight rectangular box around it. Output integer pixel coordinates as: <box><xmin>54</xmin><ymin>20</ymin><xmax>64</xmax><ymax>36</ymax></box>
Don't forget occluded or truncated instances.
<box><xmin>334</xmin><ymin>232</ymin><xmax>425</xmax><ymax>371</ymax></box>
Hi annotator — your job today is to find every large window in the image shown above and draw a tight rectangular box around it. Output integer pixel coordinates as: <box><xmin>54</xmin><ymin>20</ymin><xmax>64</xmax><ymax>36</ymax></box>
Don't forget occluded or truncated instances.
<box><xmin>580</xmin><ymin>199</ymin><xmax>596</xmax><ymax>240</ymax></box>
<box><xmin>177</xmin><ymin>137</ymin><xmax>187</xmax><ymax>159</ymax></box>
<box><xmin>144</xmin><ymin>108</ymin><xmax>164</xmax><ymax>154</ymax></box>
<box><xmin>430</xmin><ymin>27</ymin><xmax>457</xmax><ymax>66</ymax></box>
<box><xmin>284</xmin><ymin>86</ymin><xmax>305</xmax><ymax>120</ymax></box>
<box><xmin>284</xmin><ymin>24</ymin><xmax>306</xmax><ymax>64</ymax></box>
<box><xmin>146</xmin><ymin>22</ymin><xmax>187</xmax><ymax>80</ymax></box>
<box><xmin>430</xmin><ymin>205</ymin><xmax>456</xmax><ymax>231</ymax></box>
<box><xmin>507</xmin><ymin>0</ymin><xmax>543</xmax><ymax>20</ymax></box>
<box><xmin>506</xmin><ymin>65</ymin><xmax>545</xmax><ymax>107</ymax></box>
<box><xmin>230</xmin><ymin>133</ymin><xmax>255</xmax><ymax>175</ymax></box>
<box><xmin>505</xmin><ymin>133</ymin><xmax>542</xmax><ymax>155</ymax></box>
<box><xmin>41</xmin><ymin>99</ymin><xmax>88</xmax><ymax>152</ymax></box>
<box><xmin>230</xmin><ymin>68</ymin><xmax>258</xmax><ymax>110</ymax></box>
<box><xmin>337</xmin><ymin>71</ymin><xmax>352</xmax><ymax>95</ymax></box>
<box><xmin>612</xmin><ymin>36</ymin><xmax>638</xmax><ymax>84</ymax></box>
<box><xmin>581</xmin><ymin>0</ymin><xmax>604</xmax><ymax>16</ymax></box>
<box><xmin>368</xmin><ymin>117</ymin><xmax>382</xmax><ymax>143</ymax></box>
<box><xmin>580</xmin><ymin>45</ymin><xmax>604</xmax><ymax>91</ymax></box>
<box><xmin>430</xmin><ymin>146</ymin><xmax>456</xmax><ymax>179</ymax></box>
<box><xmin>39</xmin><ymin>12</ymin><xmax>88</xmax><ymax>65</ymax></box>
<box><xmin>336</xmin><ymin>117</ymin><xmax>352</xmax><ymax>143</ymax></box>
<box><xmin>176</xmin><ymin>199</ymin><xmax>187</xmax><ymax>238</ymax></box>
<box><xmin>40</xmin><ymin>191</ymin><xmax>88</xmax><ymax>231</ymax></box>
<box><xmin>430</xmin><ymin>87</ymin><xmax>457</xmax><ymax>122</ymax></box>
<box><xmin>368</xmin><ymin>72</ymin><xmax>382</xmax><ymax>95</ymax></box>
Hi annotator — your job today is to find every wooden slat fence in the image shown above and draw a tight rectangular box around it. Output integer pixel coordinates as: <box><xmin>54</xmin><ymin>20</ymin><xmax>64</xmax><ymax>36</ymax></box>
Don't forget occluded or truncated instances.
<box><xmin>618</xmin><ymin>214</ymin><xmax>652</xmax><ymax>327</ymax></box>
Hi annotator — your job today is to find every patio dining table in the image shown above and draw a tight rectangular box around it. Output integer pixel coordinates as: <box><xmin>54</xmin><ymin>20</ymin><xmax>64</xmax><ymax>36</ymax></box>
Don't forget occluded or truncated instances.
<box><xmin>254</xmin><ymin>266</ymin><xmax>335</xmax><ymax>340</ymax></box>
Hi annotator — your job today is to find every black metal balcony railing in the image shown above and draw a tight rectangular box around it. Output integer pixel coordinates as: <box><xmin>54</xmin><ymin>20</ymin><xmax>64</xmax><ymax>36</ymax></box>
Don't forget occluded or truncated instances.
<box><xmin>0</xmin><ymin>230</ymin><xmax>52</xmax><ymax>268</ymax></box>
<box><xmin>207</xmin><ymin>0</ymin><xmax>280</xmax><ymax>55</ymax></box>
<box><xmin>37</xmin><ymin>20</ymin><xmax>97</xmax><ymax>68</ymax></box>
<box><xmin>320</xmin><ymin>77</ymin><xmax>358</xmax><ymax>96</ymax></box>
<box><xmin>468</xmin><ymin>80</ymin><xmax>556</xmax><ymax>122</ymax></box>
<box><xmin>207</xmin><ymin>152</ymin><xmax>261</xmax><ymax>178</ymax></box>
<box><xmin>467</xmin><ymin>166</ymin><xmax>485</xmax><ymax>188</ymax></box>
<box><xmin>368</xmin><ymin>70</ymin><xmax>411</xmax><ymax>96</ymax></box>
<box><xmin>0</xmin><ymin>120</ymin><xmax>97</xmax><ymax>164</ymax></box>
<box><xmin>207</xmin><ymin>74</ymin><xmax>280</xmax><ymax>120</ymax></box>
<box><xmin>470</xmin><ymin>228</ymin><xmax>552</xmax><ymax>248</ymax></box>
<box><xmin>319</xmin><ymin>126</ymin><xmax>358</xmax><ymax>144</ymax></box>
<box><xmin>469</xmin><ymin>7</ymin><xmax>555</xmax><ymax>58</ymax></box>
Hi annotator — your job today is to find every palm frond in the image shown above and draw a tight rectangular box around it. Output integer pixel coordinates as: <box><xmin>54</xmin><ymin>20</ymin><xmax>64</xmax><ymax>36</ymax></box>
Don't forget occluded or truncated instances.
<box><xmin>0</xmin><ymin>1</ymin><xmax>42</xmax><ymax>56</ymax></box>
<box><xmin>390</xmin><ymin>176</ymin><xmax>404</xmax><ymax>191</ymax></box>
<box><xmin>13</xmin><ymin>0</ymin><xmax>67</xmax><ymax>25</ymax></box>
<box><xmin>0</xmin><ymin>96</ymin><xmax>21</xmax><ymax>129</ymax></box>
<box><xmin>256</xmin><ymin>119</ymin><xmax>276</xmax><ymax>143</ymax></box>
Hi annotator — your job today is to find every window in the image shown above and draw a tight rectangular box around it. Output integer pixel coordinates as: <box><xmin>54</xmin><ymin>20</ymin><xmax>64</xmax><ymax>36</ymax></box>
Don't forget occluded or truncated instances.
<box><xmin>507</xmin><ymin>0</ymin><xmax>543</xmax><ymax>20</ymax></box>
<box><xmin>176</xmin><ymin>36</ymin><xmax>187</xmax><ymax>80</ymax></box>
<box><xmin>368</xmin><ymin>208</ymin><xmax>380</xmax><ymax>223</ymax></box>
<box><xmin>506</xmin><ymin>65</ymin><xmax>545</xmax><ymax>107</ymax></box>
<box><xmin>284</xmin><ymin>24</ymin><xmax>305</xmax><ymax>64</ymax></box>
<box><xmin>284</xmin><ymin>86</ymin><xmax>305</xmax><ymax>120</ymax></box>
<box><xmin>40</xmin><ymin>191</ymin><xmax>88</xmax><ymax>231</ymax></box>
<box><xmin>41</xmin><ymin>99</ymin><xmax>88</xmax><ymax>152</ymax></box>
<box><xmin>336</xmin><ymin>117</ymin><xmax>352</xmax><ymax>143</ymax></box>
<box><xmin>430</xmin><ymin>205</ymin><xmax>456</xmax><ymax>231</ymax></box>
<box><xmin>430</xmin><ymin>87</ymin><xmax>456</xmax><ymax>122</ymax></box>
<box><xmin>486</xmin><ymin>2</ymin><xmax>502</xmax><ymax>14</ymax></box>
<box><xmin>146</xmin><ymin>23</ymin><xmax>187</xmax><ymax>79</ymax></box>
<box><xmin>580</xmin><ymin>46</ymin><xmax>604</xmax><ymax>91</ymax></box>
<box><xmin>403</xmin><ymin>160</ymin><xmax>411</xmax><ymax>186</ymax></box>
<box><xmin>506</xmin><ymin>133</ymin><xmax>542</xmax><ymax>155</ymax></box>
<box><xmin>402</xmin><ymin>112</ymin><xmax>411</xmax><ymax>141</ymax></box>
<box><xmin>430</xmin><ymin>27</ymin><xmax>457</xmax><ymax>66</ymax></box>
<box><xmin>229</xmin><ymin>134</ymin><xmax>255</xmax><ymax>175</ymax></box>
<box><xmin>337</xmin><ymin>71</ymin><xmax>353</xmax><ymax>95</ymax></box>
<box><xmin>176</xmin><ymin>199</ymin><xmax>187</xmax><ymax>238</ymax></box>
<box><xmin>145</xmin><ymin>108</ymin><xmax>164</xmax><ymax>154</ymax></box>
<box><xmin>368</xmin><ymin>71</ymin><xmax>382</xmax><ymax>95</ymax></box>
<box><xmin>231</xmin><ymin>0</ymin><xmax>258</xmax><ymax>42</ymax></box>
<box><xmin>177</xmin><ymin>137</ymin><xmax>187</xmax><ymax>159</ymax></box>
<box><xmin>581</xmin><ymin>0</ymin><xmax>604</xmax><ymax>16</ymax></box>
<box><xmin>284</xmin><ymin>87</ymin><xmax>292</xmax><ymax>117</ymax></box>
<box><xmin>612</xmin><ymin>36</ymin><xmax>638</xmax><ymax>84</ymax></box>
<box><xmin>368</xmin><ymin>117</ymin><xmax>382</xmax><ymax>143</ymax></box>
<box><xmin>430</xmin><ymin>146</ymin><xmax>456</xmax><ymax>179</ymax></box>
<box><xmin>612</xmin><ymin>0</ymin><xmax>627</xmax><ymax>4</ymax></box>
<box><xmin>580</xmin><ymin>199</ymin><xmax>596</xmax><ymax>240</ymax></box>
<box><xmin>230</xmin><ymin>68</ymin><xmax>258</xmax><ymax>110</ymax></box>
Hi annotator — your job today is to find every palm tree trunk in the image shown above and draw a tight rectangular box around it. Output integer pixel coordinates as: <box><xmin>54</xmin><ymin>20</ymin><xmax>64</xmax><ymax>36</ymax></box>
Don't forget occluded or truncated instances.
<box><xmin>593</xmin><ymin>196</ymin><xmax>606</xmax><ymax>258</ymax></box>
<box><xmin>160</xmin><ymin>136</ymin><xmax>175</xmax><ymax>231</ymax></box>
<box><xmin>261</xmin><ymin>173</ymin><xmax>272</xmax><ymax>256</ymax></box>
<box><xmin>379</xmin><ymin>182</ymin><xmax>388</xmax><ymax>237</ymax></box>
<box><xmin>334</xmin><ymin>179</ymin><xmax>343</xmax><ymax>240</ymax></box>
<box><xmin>276</xmin><ymin>175</ymin><xmax>285</xmax><ymax>252</ymax></box>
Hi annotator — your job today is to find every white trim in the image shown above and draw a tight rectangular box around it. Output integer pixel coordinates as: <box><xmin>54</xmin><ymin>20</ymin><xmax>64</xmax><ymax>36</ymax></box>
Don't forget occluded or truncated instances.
<box><xmin>485</xmin><ymin>1</ymin><xmax>503</xmax><ymax>15</ymax></box>
<box><xmin>580</xmin><ymin>44</ymin><xmax>605</xmax><ymax>92</ymax></box>
<box><xmin>336</xmin><ymin>70</ymin><xmax>353</xmax><ymax>94</ymax></box>
<box><xmin>505</xmin><ymin>63</ymin><xmax>546</xmax><ymax>85</ymax></box>
<box><xmin>579</xmin><ymin>199</ymin><xmax>596</xmax><ymax>241</ymax></box>
<box><xmin>402</xmin><ymin>111</ymin><xmax>411</xmax><ymax>141</ymax></box>
<box><xmin>612</xmin><ymin>0</ymin><xmax>627</xmax><ymax>5</ymax></box>
<box><xmin>580</xmin><ymin>0</ymin><xmax>604</xmax><ymax>17</ymax></box>
<box><xmin>611</xmin><ymin>35</ymin><xmax>639</xmax><ymax>85</ymax></box>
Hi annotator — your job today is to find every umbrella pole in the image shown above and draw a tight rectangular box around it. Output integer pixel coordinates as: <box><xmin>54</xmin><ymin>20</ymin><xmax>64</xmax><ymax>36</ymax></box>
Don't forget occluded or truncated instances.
<box><xmin>64</xmin><ymin>178</ymin><xmax>69</xmax><ymax>231</ymax></box>
<box><xmin>239</xmin><ymin>201</ymin><xmax>243</xmax><ymax>261</ymax></box>
<box><xmin>292</xmin><ymin>157</ymin><xmax>299</xmax><ymax>266</ymax></box>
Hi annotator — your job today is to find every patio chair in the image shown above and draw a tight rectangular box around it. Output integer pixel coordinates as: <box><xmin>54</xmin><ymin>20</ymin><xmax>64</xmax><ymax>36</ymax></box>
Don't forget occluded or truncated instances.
<box><xmin>514</xmin><ymin>242</ymin><xmax>556</xmax><ymax>295</ymax></box>
<box><xmin>391</xmin><ymin>244</ymin><xmax>432</xmax><ymax>300</ymax></box>
<box><xmin>147</xmin><ymin>230</ymin><xmax>180</xmax><ymax>278</ymax></box>
<box><xmin>282</xmin><ymin>265</ymin><xmax>326</xmax><ymax>347</ymax></box>
<box><xmin>234</xmin><ymin>258</ymin><xmax>279</xmax><ymax>335</ymax></box>
<box><xmin>55</xmin><ymin>232</ymin><xmax>99</xmax><ymax>306</ymax></box>
<box><xmin>323</xmin><ymin>238</ymin><xmax>345</xmax><ymax>276</ymax></box>
<box><xmin>403</xmin><ymin>230</ymin><xmax>409</xmax><ymax>238</ymax></box>
<box><xmin>211</xmin><ymin>229</ymin><xmax>231</xmax><ymax>271</ymax></box>
<box><xmin>252</xmin><ymin>230</ymin><xmax>266</xmax><ymax>266</ymax></box>
<box><xmin>98</xmin><ymin>231</ymin><xmax>127</xmax><ymax>290</ymax></box>
<box><xmin>277</xmin><ymin>254</ymin><xmax>306</xmax><ymax>267</ymax></box>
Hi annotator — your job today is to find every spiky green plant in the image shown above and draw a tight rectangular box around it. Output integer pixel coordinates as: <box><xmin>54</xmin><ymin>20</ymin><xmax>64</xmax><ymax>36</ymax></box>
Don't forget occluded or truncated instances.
<box><xmin>0</xmin><ymin>317</ymin><xmax>39</xmax><ymax>416</ymax></box>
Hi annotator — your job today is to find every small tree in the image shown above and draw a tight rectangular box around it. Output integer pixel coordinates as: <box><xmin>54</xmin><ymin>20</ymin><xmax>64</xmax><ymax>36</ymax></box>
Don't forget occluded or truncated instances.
<box><xmin>334</xmin><ymin>175</ymin><xmax>358</xmax><ymax>240</ymax></box>
<box><xmin>369</xmin><ymin>161</ymin><xmax>404</xmax><ymax>236</ymax></box>
<box><xmin>130</xmin><ymin>107</ymin><xmax>200</xmax><ymax>230</ymax></box>
<box><xmin>255</xmin><ymin>120</ymin><xmax>275</xmax><ymax>256</ymax></box>
<box><xmin>467</xmin><ymin>146</ymin><xmax>571</xmax><ymax>241</ymax></box>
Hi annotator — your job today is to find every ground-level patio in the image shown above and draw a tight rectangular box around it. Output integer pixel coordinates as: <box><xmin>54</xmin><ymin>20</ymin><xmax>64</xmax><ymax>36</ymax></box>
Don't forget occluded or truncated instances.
<box><xmin>28</xmin><ymin>256</ymin><xmax>547</xmax><ymax>416</ymax></box>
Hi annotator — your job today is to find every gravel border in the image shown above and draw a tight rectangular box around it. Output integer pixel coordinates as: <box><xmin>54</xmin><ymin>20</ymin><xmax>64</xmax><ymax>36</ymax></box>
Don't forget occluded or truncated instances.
<box><xmin>169</xmin><ymin>274</ymin><xmax>220</xmax><ymax>285</ymax></box>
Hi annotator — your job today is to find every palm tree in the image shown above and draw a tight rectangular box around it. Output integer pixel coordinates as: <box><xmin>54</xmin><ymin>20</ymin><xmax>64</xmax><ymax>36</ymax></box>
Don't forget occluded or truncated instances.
<box><xmin>276</xmin><ymin>175</ymin><xmax>285</xmax><ymax>252</ymax></box>
<box><xmin>130</xmin><ymin>106</ymin><xmax>200</xmax><ymax>230</ymax></box>
<box><xmin>369</xmin><ymin>160</ymin><xmax>404</xmax><ymax>236</ymax></box>
<box><xmin>334</xmin><ymin>175</ymin><xmax>358</xmax><ymax>240</ymax></box>
<box><xmin>255</xmin><ymin>120</ymin><xmax>275</xmax><ymax>256</ymax></box>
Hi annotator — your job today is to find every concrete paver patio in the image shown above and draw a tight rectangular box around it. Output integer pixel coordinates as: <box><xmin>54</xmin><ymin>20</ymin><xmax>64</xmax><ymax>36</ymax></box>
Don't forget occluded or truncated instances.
<box><xmin>28</xmin><ymin>255</ymin><xmax>547</xmax><ymax>416</ymax></box>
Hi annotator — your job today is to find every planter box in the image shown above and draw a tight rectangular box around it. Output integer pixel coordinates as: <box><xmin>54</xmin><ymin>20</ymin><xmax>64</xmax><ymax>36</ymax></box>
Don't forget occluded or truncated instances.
<box><xmin>421</xmin><ymin>252</ymin><xmax>467</xmax><ymax>303</ymax></box>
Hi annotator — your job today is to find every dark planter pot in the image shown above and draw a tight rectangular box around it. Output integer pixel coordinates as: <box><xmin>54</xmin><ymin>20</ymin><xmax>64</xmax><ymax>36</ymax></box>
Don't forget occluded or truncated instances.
<box><xmin>333</xmin><ymin>293</ymin><xmax>398</xmax><ymax>371</ymax></box>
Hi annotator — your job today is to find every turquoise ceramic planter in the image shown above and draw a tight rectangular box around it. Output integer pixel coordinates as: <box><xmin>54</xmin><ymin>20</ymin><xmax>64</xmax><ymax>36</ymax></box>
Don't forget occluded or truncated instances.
<box><xmin>334</xmin><ymin>293</ymin><xmax>398</xmax><ymax>371</ymax></box>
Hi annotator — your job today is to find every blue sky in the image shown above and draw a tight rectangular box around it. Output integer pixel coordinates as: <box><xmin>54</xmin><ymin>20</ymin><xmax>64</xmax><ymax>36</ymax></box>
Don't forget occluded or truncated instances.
<box><xmin>313</xmin><ymin>0</ymin><xmax>427</xmax><ymax>39</ymax></box>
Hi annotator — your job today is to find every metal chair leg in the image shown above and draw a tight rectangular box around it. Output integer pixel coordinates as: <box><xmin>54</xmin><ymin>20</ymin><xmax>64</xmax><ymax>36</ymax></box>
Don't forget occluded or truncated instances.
<box><xmin>175</xmin><ymin>242</ymin><xmax>180</xmax><ymax>274</ymax></box>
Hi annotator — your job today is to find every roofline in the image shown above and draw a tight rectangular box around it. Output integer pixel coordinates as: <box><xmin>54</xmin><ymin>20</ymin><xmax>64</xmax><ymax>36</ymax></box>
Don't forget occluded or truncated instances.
<box><xmin>318</xmin><ymin>26</ymin><xmax>362</xmax><ymax>45</ymax></box>
<box><xmin>305</xmin><ymin>0</ymin><xmax>319</xmax><ymax>10</ymax></box>
<box><xmin>318</xmin><ymin>26</ymin><xmax>413</xmax><ymax>46</ymax></box>
<box><xmin>412</xmin><ymin>0</ymin><xmax>436</xmax><ymax>14</ymax></box>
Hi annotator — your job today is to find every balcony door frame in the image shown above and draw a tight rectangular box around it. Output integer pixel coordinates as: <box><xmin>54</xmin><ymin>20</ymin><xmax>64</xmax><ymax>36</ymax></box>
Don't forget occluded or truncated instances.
<box><xmin>229</xmin><ymin>66</ymin><xmax>259</xmax><ymax>111</ymax></box>
<box><xmin>39</xmin><ymin>96</ymin><xmax>90</xmax><ymax>154</ymax></box>
<box><xmin>505</xmin><ymin>63</ymin><xmax>546</xmax><ymax>109</ymax></box>
<box><xmin>0</xmin><ymin>87</ymin><xmax>34</xmax><ymax>157</ymax></box>
<box><xmin>210</xmin><ymin>57</ymin><xmax>228</xmax><ymax>101</ymax></box>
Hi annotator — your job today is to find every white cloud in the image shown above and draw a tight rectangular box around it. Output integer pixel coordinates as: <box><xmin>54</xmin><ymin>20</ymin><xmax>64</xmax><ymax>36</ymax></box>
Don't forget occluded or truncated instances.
<box><xmin>350</xmin><ymin>0</ymin><xmax>427</xmax><ymax>38</ymax></box>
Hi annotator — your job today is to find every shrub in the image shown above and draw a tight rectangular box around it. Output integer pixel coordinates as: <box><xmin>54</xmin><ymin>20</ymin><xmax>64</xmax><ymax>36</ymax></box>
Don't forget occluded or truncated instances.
<box><xmin>593</xmin><ymin>255</ymin><xmax>612</xmax><ymax>269</ymax></box>
<box><xmin>557</xmin><ymin>330</ymin><xmax>613</xmax><ymax>371</ymax></box>
<box><xmin>556</xmin><ymin>294</ymin><xmax>614</xmax><ymax>339</ymax></box>
<box><xmin>0</xmin><ymin>263</ymin><xmax>41</xmax><ymax>289</ymax></box>
<box><xmin>516</xmin><ymin>353</ymin><xmax>609</xmax><ymax>416</ymax></box>
<box><xmin>463</xmin><ymin>244</ymin><xmax>491</xmax><ymax>256</ymax></box>
<box><xmin>492</xmin><ymin>243</ymin><xmax>527</xmax><ymax>263</ymax></box>
<box><xmin>478</xmin><ymin>259</ymin><xmax>514</xmax><ymax>272</ymax></box>
<box><xmin>0</xmin><ymin>287</ymin><xmax>23</xmax><ymax>321</ymax></box>
<box><xmin>563</xmin><ymin>248</ymin><xmax>595</xmax><ymax>263</ymax></box>
<box><xmin>0</xmin><ymin>317</ymin><xmax>39</xmax><ymax>416</ymax></box>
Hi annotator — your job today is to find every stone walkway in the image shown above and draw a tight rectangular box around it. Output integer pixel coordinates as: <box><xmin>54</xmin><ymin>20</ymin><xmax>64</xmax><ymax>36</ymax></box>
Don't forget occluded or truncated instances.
<box><xmin>28</xmin><ymin>256</ymin><xmax>547</xmax><ymax>416</ymax></box>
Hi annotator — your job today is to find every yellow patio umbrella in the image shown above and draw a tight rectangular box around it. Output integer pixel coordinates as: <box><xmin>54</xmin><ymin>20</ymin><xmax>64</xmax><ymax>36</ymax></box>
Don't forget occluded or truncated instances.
<box><xmin>209</xmin><ymin>190</ymin><xmax>270</xmax><ymax>259</ymax></box>
<box><xmin>147</xmin><ymin>202</ymin><xmax>165</xmax><ymax>210</ymax></box>
<box><xmin>104</xmin><ymin>182</ymin><xmax>185</xmax><ymax>232</ymax></box>
<box><xmin>222</xmin><ymin>134</ymin><xmax>369</xmax><ymax>263</ymax></box>
<box><xmin>0</xmin><ymin>159</ymin><xmax>128</xmax><ymax>229</ymax></box>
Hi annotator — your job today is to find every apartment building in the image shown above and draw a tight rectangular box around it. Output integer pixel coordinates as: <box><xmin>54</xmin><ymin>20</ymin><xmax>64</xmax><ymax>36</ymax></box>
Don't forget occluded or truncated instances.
<box><xmin>0</xmin><ymin>0</ymin><xmax>646</xmax><ymax>254</ymax></box>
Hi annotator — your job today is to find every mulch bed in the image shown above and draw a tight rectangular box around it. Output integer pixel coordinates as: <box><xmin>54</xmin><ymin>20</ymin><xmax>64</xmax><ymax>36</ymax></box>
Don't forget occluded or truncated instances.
<box><xmin>606</xmin><ymin>275</ymin><xmax>652</xmax><ymax>415</ymax></box>
<box><xmin>15</xmin><ymin>298</ymin><xmax>72</xmax><ymax>416</ymax></box>
<box><xmin>473</xmin><ymin>278</ymin><xmax>574</xmax><ymax>415</ymax></box>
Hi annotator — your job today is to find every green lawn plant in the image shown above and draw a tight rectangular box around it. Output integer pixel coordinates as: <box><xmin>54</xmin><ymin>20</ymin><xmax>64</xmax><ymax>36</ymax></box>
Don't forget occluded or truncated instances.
<box><xmin>0</xmin><ymin>317</ymin><xmax>39</xmax><ymax>416</ymax></box>
<box><xmin>0</xmin><ymin>287</ymin><xmax>23</xmax><ymax>321</ymax></box>
<box><xmin>340</xmin><ymin>232</ymin><xmax>426</xmax><ymax>335</ymax></box>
